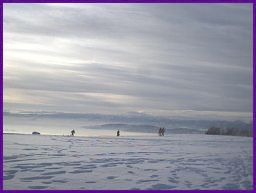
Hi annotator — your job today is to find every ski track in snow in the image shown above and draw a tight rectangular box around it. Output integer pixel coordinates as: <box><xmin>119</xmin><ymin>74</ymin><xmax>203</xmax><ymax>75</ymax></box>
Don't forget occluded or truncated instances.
<box><xmin>3</xmin><ymin>133</ymin><xmax>252</xmax><ymax>190</ymax></box>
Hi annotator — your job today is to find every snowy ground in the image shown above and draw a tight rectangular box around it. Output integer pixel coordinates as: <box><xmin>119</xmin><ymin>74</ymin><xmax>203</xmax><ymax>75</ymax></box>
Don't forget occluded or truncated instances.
<box><xmin>3</xmin><ymin>133</ymin><xmax>252</xmax><ymax>190</ymax></box>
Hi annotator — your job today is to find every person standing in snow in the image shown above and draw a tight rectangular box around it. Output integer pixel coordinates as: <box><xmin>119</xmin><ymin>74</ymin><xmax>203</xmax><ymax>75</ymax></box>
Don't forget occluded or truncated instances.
<box><xmin>162</xmin><ymin>128</ymin><xmax>165</xmax><ymax>136</ymax></box>
<box><xmin>159</xmin><ymin>128</ymin><xmax>162</xmax><ymax>136</ymax></box>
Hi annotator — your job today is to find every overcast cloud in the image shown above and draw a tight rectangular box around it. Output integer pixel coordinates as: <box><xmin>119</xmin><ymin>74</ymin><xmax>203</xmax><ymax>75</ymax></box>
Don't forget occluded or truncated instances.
<box><xmin>3</xmin><ymin>3</ymin><xmax>252</xmax><ymax>121</ymax></box>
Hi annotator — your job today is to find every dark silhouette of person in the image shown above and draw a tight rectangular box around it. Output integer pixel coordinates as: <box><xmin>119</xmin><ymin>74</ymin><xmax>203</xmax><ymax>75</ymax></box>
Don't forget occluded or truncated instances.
<box><xmin>117</xmin><ymin>130</ymin><xmax>120</xmax><ymax>137</ymax></box>
<box><xmin>158</xmin><ymin>127</ymin><xmax>166</xmax><ymax>136</ymax></box>
<box><xmin>159</xmin><ymin>128</ymin><xmax>162</xmax><ymax>136</ymax></box>
<box><xmin>162</xmin><ymin>128</ymin><xmax>165</xmax><ymax>136</ymax></box>
<box><xmin>71</xmin><ymin>129</ymin><xmax>75</xmax><ymax>136</ymax></box>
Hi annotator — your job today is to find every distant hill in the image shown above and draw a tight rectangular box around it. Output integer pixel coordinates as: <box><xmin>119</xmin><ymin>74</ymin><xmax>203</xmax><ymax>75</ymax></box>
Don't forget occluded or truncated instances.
<box><xmin>90</xmin><ymin>123</ymin><xmax>159</xmax><ymax>133</ymax></box>
<box><xmin>89</xmin><ymin>123</ymin><xmax>203</xmax><ymax>134</ymax></box>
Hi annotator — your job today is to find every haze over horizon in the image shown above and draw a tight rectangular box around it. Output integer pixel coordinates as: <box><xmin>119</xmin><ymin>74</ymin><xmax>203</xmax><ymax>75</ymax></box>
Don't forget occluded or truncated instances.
<box><xmin>3</xmin><ymin>3</ymin><xmax>252</xmax><ymax>122</ymax></box>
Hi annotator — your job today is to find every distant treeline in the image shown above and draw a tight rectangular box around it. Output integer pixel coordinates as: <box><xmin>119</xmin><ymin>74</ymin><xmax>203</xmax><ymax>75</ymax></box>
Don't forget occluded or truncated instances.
<box><xmin>205</xmin><ymin>127</ymin><xmax>252</xmax><ymax>137</ymax></box>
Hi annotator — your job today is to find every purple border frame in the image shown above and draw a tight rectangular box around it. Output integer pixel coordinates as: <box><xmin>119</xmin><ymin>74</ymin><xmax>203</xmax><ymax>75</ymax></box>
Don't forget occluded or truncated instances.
<box><xmin>253</xmin><ymin>2</ymin><xmax>255</xmax><ymax>191</ymax></box>
<box><xmin>0</xmin><ymin>0</ymin><xmax>255</xmax><ymax>3</ymax></box>
<box><xmin>0</xmin><ymin>0</ymin><xmax>255</xmax><ymax>192</ymax></box>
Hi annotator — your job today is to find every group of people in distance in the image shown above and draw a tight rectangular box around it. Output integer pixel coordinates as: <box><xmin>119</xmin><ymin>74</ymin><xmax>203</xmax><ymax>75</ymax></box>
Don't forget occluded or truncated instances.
<box><xmin>70</xmin><ymin>128</ymin><xmax>166</xmax><ymax>137</ymax></box>
<box><xmin>159</xmin><ymin>127</ymin><xmax>166</xmax><ymax>136</ymax></box>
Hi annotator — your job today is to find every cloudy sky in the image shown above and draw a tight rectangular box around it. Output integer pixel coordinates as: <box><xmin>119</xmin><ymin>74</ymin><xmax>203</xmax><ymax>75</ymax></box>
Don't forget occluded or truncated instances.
<box><xmin>3</xmin><ymin>3</ymin><xmax>252</xmax><ymax>121</ymax></box>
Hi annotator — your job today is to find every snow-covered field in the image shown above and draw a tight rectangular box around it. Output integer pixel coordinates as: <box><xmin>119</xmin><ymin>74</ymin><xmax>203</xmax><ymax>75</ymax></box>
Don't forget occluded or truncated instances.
<box><xmin>4</xmin><ymin>133</ymin><xmax>252</xmax><ymax>190</ymax></box>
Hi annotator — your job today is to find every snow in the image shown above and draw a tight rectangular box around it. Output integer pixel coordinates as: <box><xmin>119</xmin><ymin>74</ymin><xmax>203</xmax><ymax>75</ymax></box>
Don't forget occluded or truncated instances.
<box><xmin>3</xmin><ymin>133</ymin><xmax>252</xmax><ymax>190</ymax></box>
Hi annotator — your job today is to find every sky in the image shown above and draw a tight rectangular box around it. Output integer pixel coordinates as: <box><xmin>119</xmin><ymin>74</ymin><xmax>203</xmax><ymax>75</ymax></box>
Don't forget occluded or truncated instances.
<box><xmin>3</xmin><ymin>3</ymin><xmax>252</xmax><ymax>121</ymax></box>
